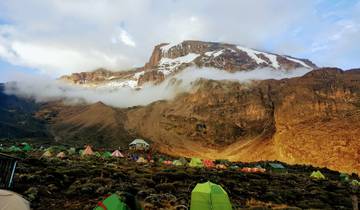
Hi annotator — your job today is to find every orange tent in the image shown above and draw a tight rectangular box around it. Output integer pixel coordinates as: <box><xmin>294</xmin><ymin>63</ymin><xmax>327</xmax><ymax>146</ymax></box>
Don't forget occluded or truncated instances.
<box><xmin>111</xmin><ymin>150</ymin><xmax>124</xmax><ymax>158</ymax></box>
<box><xmin>82</xmin><ymin>145</ymin><xmax>94</xmax><ymax>156</ymax></box>
<box><xmin>203</xmin><ymin>159</ymin><xmax>215</xmax><ymax>168</ymax></box>
<box><xmin>163</xmin><ymin>160</ymin><xmax>173</xmax><ymax>165</ymax></box>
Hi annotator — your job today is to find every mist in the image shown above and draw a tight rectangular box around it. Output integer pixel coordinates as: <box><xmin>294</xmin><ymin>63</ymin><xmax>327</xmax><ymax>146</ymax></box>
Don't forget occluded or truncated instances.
<box><xmin>4</xmin><ymin>67</ymin><xmax>311</xmax><ymax>108</ymax></box>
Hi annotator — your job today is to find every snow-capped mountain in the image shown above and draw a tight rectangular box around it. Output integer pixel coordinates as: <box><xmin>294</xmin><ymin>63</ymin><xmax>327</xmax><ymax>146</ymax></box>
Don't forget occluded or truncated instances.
<box><xmin>60</xmin><ymin>40</ymin><xmax>317</xmax><ymax>88</ymax></box>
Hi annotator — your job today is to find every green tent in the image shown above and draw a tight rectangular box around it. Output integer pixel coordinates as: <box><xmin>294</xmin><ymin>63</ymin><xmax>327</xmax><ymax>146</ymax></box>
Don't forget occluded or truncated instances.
<box><xmin>68</xmin><ymin>147</ymin><xmax>76</xmax><ymax>155</ymax></box>
<box><xmin>79</xmin><ymin>149</ymin><xmax>84</xmax><ymax>156</ymax></box>
<box><xmin>8</xmin><ymin>146</ymin><xmax>21</xmax><ymax>152</ymax></box>
<box><xmin>179</xmin><ymin>157</ymin><xmax>188</xmax><ymax>165</ymax></box>
<box><xmin>190</xmin><ymin>181</ymin><xmax>232</xmax><ymax>210</ymax></box>
<box><xmin>268</xmin><ymin>163</ymin><xmax>287</xmax><ymax>173</ymax></box>
<box><xmin>102</xmin><ymin>151</ymin><xmax>112</xmax><ymax>159</ymax></box>
<box><xmin>189</xmin><ymin>158</ymin><xmax>204</xmax><ymax>168</ymax></box>
<box><xmin>93</xmin><ymin>194</ymin><xmax>130</xmax><ymax>210</ymax></box>
<box><xmin>173</xmin><ymin>160</ymin><xmax>184</xmax><ymax>166</ymax></box>
<box><xmin>340</xmin><ymin>173</ymin><xmax>349</xmax><ymax>182</ymax></box>
<box><xmin>351</xmin><ymin>180</ymin><xmax>360</xmax><ymax>187</ymax></box>
<box><xmin>21</xmin><ymin>143</ymin><xmax>32</xmax><ymax>152</ymax></box>
<box><xmin>310</xmin><ymin>170</ymin><xmax>326</xmax><ymax>180</ymax></box>
<box><xmin>94</xmin><ymin>152</ymin><xmax>101</xmax><ymax>158</ymax></box>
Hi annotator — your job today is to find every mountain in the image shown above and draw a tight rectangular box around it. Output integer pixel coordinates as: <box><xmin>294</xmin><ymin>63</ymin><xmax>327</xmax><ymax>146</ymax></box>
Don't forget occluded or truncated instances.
<box><xmin>30</xmin><ymin>68</ymin><xmax>360</xmax><ymax>174</ymax></box>
<box><xmin>60</xmin><ymin>40</ymin><xmax>317</xmax><ymax>88</ymax></box>
<box><xmin>2</xmin><ymin>40</ymin><xmax>360</xmax><ymax>174</ymax></box>
<box><xmin>0</xmin><ymin>84</ymin><xmax>49</xmax><ymax>139</ymax></box>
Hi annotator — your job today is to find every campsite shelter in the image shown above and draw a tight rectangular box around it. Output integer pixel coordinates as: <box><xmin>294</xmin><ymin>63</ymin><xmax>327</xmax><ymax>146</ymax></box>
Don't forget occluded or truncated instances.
<box><xmin>67</xmin><ymin>147</ymin><xmax>76</xmax><ymax>155</ymax></box>
<box><xmin>0</xmin><ymin>189</ymin><xmax>30</xmax><ymax>210</ymax></box>
<box><xmin>172</xmin><ymin>160</ymin><xmax>184</xmax><ymax>166</ymax></box>
<box><xmin>93</xmin><ymin>194</ymin><xmax>130</xmax><ymax>210</ymax></box>
<box><xmin>163</xmin><ymin>160</ymin><xmax>173</xmax><ymax>165</ymax></box>
<box><xmin>112</xmin><ymin>150</ymin><xmax>124</xmax><ymax>158</ymax></box>
<box><xmin>179</xmin><ymin>157</ymin><xmax>188</xmax><ymax>165</ymax></box>
<box><xmin>340</xmin><ymin>173</ymin><xmax>349</xmax><ymax>182</ymax></box>
<box><xmin>268</xmin><ymin>163</ymin><xmax>287</xmax><ymax>173</ymax></box>
<box><xmin>94</xmin><ymin>152</ymin><xmax>101</xmax><ymax>158</ymax></box>
<box><xmin>203</xmin><ymin>159</ymin><xmax>215</xmax><ymax>168</ymax></box>
<box><xmin>129</xmin><ymin>139</ymin><xmax>150</xmax><ymax>151</ymax></box>
<box><xmin>136</xmin><ymin>157</ymin><xmax>148</xmax><ymax>163</ymax></box>
<box><xmin>102</xmin><ymin>151</ymin><xmax>112</xmax><ymax>159</ymax></box>
<box><xmin>0</xmin><ymin>153</ymin><xmax>19</xmax><ymax>189</ymax></box>
<box><xmin>82</xmin><ymin>145</ymin><xmax>94</xmax><ymax>156</ymax></box>
<box><xmin>41</xmin><ymin>151</ymin><xmax>52</xmax><ymax>158</ymax></box>
<box><xmin>56</xmin><ymin>152</ymin><xmax>66</xmax><ymax>159</ymax></box>
<box><xmin>190</xmin><ymin>181</ymin><xmax>232</xmax><ymax>210</ymax></box>
<box><xmin>21</xmin><ymin>143</ymin><xmax>32</xmax><ymax>152</ymax></box>
<box><xmin>310</xmin><ymin>171</ymin><xmax>326</xmax><ymax>180</ymax></box>
<box><xmin>189</xmin><ymin>158</ymin><xmax>204</xmax><ymax>168</ymax></box>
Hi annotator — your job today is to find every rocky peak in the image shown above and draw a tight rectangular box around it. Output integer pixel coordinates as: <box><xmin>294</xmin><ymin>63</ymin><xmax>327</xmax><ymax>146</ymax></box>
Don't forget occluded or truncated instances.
<box><xmin>60</xmin><ymin>40</ymin><xmax>318</xmax><ymax>88</ymax></box>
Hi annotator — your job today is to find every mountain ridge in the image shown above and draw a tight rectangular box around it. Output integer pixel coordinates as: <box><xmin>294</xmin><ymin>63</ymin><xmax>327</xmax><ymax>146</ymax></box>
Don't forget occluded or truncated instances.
<box><xmin>59</xmin><ymin>40</ymin><xmax>317</xmax><ymax>88</ymax></box>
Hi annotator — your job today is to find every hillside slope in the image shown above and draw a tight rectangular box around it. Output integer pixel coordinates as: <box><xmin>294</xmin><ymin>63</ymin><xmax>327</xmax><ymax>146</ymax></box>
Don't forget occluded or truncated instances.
<box><xmin>125</xmin><ymin>68</ymin><xmax>360</xmax><ymax>173</ymax></box>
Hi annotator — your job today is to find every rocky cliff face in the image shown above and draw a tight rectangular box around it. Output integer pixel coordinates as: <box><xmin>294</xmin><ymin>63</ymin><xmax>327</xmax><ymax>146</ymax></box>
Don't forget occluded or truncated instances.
<box><xmin>59</xmin><ymin>40</ymin><xmax>316</xmax><ymax>88</ymax></box>
<box><xmin>124</xmin><ymin>68</ymin><xmax>360</xmax><ymax>173</ymax></box>
<box><xmin>34</xmin><ymin>68</ymin><xmax>360</xmax><ymax>174</ymax></box>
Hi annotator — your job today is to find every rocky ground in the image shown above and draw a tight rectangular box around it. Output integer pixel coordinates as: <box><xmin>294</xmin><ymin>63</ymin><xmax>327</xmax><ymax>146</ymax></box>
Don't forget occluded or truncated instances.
<box><xmin>4</xmin><ymin>151</ymin><xmax>359</xmax><ymax>210</ymax></box>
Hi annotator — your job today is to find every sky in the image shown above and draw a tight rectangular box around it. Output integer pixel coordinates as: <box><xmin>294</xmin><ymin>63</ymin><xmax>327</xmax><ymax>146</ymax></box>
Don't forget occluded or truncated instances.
<box><xmin>0</xmin><ymin>0</ymin><xmax>360</xmax><ymax>82</ymax></box>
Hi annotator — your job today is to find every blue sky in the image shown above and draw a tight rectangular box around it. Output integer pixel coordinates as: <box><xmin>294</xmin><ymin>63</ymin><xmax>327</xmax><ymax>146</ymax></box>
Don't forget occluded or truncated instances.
<box><xmin>0</xmin><ymin>0</ymin><xmax>359</xmax><ymax>82</ymax></box>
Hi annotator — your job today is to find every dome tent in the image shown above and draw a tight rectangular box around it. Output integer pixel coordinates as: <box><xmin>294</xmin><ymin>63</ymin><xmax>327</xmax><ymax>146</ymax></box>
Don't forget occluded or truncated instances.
<box><xmin>190</xmin><ymin>181</ymin><xmax>232</xmax><ymax>210</ymax></box>
<box><xmin>93</xmin><ymin>194</ymin><xmax>130</xmax><ymax>210</ymax></box>
<box><xmin>310</xmin><ymin>170</ymin><xmax>326</xmax><ymax>180</ymax></box>
<box><xmin>82</xmin><ymin>145</ymin><xmax>94</xmax><ymax>156</ymax></box>
<box><xmin>102</xmin><ymin>151</ymin><xmax>112</xmax><ymax>159</ymax></box>
<box><xmin>129</xmin><ymin>139</ymin><xmax>150</xmax><ymax>151</ymax></box>
<box><xmin>112</xmin><ymin>150</ymin><xmax>124</xmax><ymax>158</ymax></box>
<box><xmin>189</xmin><ymin>158</ymin><xmax>204</xmax><ymax>168</ymax></box>
<box><xmin>41</xmin><ymin>150</ymin><xmax>52</xmax><ymax>158</ymax></box>
<box><xmin>56</xmin><ymin>152</ymin><xmax>66</xmax><ymax>159</ymax></box>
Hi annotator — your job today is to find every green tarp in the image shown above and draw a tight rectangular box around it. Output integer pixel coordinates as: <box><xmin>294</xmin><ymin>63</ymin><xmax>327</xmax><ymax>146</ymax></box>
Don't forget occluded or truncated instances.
<box><xmin>190</xmin><ymin>181</ymin><xmax>232</xmax><ymax>210</ymax></box>
<box><xmin>310</xmin><ymin>170</ymin><xmax>326</xmax><ymax>180</ymax></box>
<box><xmin>102</xmin><ymin>151</ymin><xmax>112</xmax><ymax>159</ymax></box>
<box><xmin>189</xmin><ymin>158</ymin><xmax>204</xmax><ymax>168</ymax></box>
<box><xmin>93</xmin><ymin>194</ymin><xmax>130</xmax><ymax>210</ymax></box>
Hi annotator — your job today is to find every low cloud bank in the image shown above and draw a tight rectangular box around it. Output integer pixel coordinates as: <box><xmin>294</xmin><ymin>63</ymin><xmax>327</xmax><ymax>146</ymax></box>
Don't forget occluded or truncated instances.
<box><xmin>4</xmin><ymin>67</ymin><xmax>311</xmax><ymax>108</ymax></box>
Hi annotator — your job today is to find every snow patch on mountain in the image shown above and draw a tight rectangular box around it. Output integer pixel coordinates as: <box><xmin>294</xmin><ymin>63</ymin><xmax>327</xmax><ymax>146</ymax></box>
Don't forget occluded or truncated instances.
<box><xmin>158</xmin><ymin>53</ymin><xmax>200</xmax><ymax>75</ymax></box>
<box><xmin>285</xmin><ymin>57</ymin><xmax>311</xmax><ymax>68</ymax></box>
<box><xmin>237</xmin><ymin>46</ymin><xmax>280</xmax><ymax>69</ymax></box>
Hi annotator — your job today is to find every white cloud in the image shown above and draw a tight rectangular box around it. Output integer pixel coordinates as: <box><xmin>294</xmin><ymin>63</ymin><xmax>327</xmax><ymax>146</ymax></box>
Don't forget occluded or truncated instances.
<box><xmin>5</xmin><ymin>67</ymin><xmax>311</xmax><ymax>108</ymax></box>
<box><xmin>119</xmin><ymin>29</ymin><xmax>136</xmax><ymax>47</ymax></box>
<box><xmin>0</xmin><ymin>0</ymin><xmax>359</xmax><ymax>75</ymax></box>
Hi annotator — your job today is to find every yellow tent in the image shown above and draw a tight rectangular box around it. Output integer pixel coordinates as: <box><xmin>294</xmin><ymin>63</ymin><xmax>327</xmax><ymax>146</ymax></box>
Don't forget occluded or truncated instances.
<box><xmin>310</xmin><ymin>170</ymin><xmax>326</xmax><ymax>180</ymax></box>
<box><xmin>136</xmin><ymin>157</ymin><xmax>148</xmax><ymax>163</ymax></box>
<box><xmin>41</xmin><ymin>151</ymin><xmax>52</xmax><ymax>158</ymax></box>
